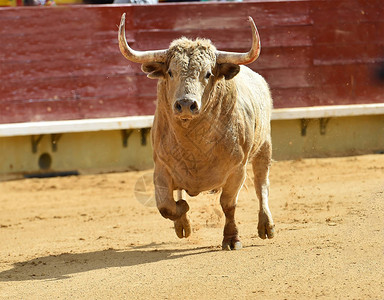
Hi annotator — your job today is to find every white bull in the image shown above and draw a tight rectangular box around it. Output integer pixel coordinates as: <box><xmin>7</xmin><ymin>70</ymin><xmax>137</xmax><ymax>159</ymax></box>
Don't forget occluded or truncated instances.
<box><xmin>119</xmin><ymin>14</ymin><xmax>275</xmax><ymax>250</ymax></box>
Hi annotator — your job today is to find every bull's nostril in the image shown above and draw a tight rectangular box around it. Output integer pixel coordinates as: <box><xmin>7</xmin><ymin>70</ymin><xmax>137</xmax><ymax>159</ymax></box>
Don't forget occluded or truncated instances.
<box><xmin>190</xmin><ymin>102</ymin><xmax>198</xmax><ymax>112</ymax></box>
<box><xmin>174</xmin><ymin>98</ymin><xmax>198</xmax><ymax>114</ymax></box>
<box><xmin>174</xmin><ymin>102</ymin><xmax>182</xmax><ymax>112</ymax></box>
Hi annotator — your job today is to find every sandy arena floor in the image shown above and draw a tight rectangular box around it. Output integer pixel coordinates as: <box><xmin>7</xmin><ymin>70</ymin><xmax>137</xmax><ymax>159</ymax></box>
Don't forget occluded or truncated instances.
<box><xmin>0</xmin><ymin>154</ymin><xmax>383</xmax><ymax>299</ymax></box>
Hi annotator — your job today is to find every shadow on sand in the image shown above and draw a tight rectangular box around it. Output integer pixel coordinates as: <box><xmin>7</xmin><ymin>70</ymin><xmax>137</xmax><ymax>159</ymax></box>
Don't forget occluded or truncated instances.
<box><xmin>0</xmin><ymin>243</ymin><xmax>264</xmax><ymax>282</ymax></box>
<box><xmin>0</xmin><ymin>244</ymin><xmax>221</xmax><ymax>282</ymax></box>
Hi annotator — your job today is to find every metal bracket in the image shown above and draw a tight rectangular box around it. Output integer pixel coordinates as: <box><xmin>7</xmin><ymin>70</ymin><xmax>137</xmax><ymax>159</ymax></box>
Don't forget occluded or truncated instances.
<box><xmin>320</xmin><ymin>118</ymin><xmax>330</xmax><ymax>135</ymax></box>
<box><xmin>300</xmin><ymin>119</ymin><xmax>310</xmax><ymax>136</ymax></box>
<box><xmin>121</xmin><ymin>129</ymin><xmax>134</xmax><ymax>148</ymax></box>
<box><xmin>140</xmin><ymin>128</ymin><xmax>151</xmax><ymax>146</ymax></box>
<box><xmin>31</xmin><ymin>135</ymin><xmax>44</xmax><ymax>153</ymax></box>
<box><xmin>51</xmin><ymin>134</ymin><xmax>62</xmax><ymax>152</ymax></box>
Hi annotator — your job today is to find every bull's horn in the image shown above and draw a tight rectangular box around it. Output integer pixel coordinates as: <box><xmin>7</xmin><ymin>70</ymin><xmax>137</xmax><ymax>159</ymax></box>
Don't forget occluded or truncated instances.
<box><xmin>216</xmin><ymin>16</ymin><xmax>261</xmax><ymax>65</ymax></box>
<box><xmin>118</xmin><ymin>13</ymin><xmax>168</xmax><ymax>63</ymax></box>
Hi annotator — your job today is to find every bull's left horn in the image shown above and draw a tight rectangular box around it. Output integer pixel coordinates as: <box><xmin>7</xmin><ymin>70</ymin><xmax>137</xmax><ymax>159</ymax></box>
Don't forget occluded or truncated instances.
<box><xmin>216</xmin><ymin>16</ymin><xmax>261</xmax><ymax>65</ymax></box>
<box><xmin>118</xmin><ymin>13</ymin><xmax>168</xmax><ymax>63</ymax></box>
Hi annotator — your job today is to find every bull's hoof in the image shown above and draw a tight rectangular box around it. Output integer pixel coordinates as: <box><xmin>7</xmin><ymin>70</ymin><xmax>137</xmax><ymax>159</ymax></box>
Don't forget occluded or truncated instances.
<box><xmin>258</xmin><ymin>212</ymin><xmax>275</xmax><ymax>239</ymax></box>
<box><xmin>222</xmin><ymin>236</ymin><xmax>242</xmax><ymax>251</ymax></box>
<box><xmin>174</xmin><ymin>214</ymin><xmax>191</xmax><ymax>238</ymax></box>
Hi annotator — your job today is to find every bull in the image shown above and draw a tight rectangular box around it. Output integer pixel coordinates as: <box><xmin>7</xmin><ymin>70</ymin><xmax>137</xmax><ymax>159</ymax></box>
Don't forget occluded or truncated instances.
<box><xmin>118</xmin><ymin>13</ymin><xmax>275</xmax><ymax>250</ymax></box>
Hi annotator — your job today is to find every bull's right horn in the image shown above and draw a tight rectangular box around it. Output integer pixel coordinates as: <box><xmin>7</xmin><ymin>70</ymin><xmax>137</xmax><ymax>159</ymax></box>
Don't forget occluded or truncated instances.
<box><xmin>118</xmin><ymin>13</ymin><xmax>168</xmax><ymax>63</ymax></box>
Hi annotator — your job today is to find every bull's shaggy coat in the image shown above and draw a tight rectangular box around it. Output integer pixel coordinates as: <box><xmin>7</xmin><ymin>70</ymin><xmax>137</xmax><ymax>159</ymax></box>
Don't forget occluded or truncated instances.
<box><xmin>119</xmin><ymin>16</ymin><xmax>275</xmax><ymax>250</ymax></box>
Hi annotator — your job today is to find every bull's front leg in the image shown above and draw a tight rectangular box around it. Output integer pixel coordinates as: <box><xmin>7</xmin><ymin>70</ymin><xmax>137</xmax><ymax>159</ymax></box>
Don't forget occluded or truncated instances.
<box><xmin>220</xmin><ymin>168</ymin><xmax>246</xmax><ymax>250</ymax></box>
<box><xmin>154</xmin><ymin>163</ymin><xmax>191</xmax><ymax>238</ymax></box>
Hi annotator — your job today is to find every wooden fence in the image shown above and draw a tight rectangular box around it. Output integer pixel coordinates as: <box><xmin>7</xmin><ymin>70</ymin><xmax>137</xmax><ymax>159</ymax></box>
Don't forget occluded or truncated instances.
<box><xmin>1</xmin><ymin>0</ymin><xmax>383</xmax><ymax>124</ymax></box>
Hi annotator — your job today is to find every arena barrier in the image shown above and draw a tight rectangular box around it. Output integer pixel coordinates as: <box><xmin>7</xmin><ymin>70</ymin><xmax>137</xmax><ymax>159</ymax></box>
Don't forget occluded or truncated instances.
<box><xmin>1</xmin><ymin>1</ymin><xmax>383</xmax><ymax>178</ymax></box>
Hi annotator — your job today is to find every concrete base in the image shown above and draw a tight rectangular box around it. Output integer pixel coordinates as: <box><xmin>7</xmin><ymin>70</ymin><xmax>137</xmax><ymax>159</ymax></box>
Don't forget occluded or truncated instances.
<box><xmin>0</xmin><ymin>129</ymin><xmax>153</xmax><ymax>180</ymax></box>
<box><xmin>1</xmin><ymin>115</ymin><xmax>383</xmax><ymax>180</ymax></box>
<box><xmin>272</xmin><ymin>115</ymin><xmax>384</xmax><ymax>160</ymax></box>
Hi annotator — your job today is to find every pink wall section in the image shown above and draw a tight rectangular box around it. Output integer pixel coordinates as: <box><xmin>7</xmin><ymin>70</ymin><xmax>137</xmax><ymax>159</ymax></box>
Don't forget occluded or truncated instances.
<box><xmin>1</xmin><ymin>1</ymin><xmax>383</xmax><ymax>124</ymax></box>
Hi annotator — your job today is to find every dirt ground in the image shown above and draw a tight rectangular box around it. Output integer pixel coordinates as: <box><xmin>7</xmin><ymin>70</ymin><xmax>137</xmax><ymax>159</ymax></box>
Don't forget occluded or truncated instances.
<box><xmin>0</xmin><ymin>154</ymin><xmax>383</xmax><ymax>299</ymax></box>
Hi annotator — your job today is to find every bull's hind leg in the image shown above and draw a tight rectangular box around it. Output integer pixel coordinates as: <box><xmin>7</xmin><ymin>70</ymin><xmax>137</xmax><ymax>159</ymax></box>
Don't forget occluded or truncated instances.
<box><xmin>154</xmin><ymin>164</ymin><xmax>191</xmax><ymax>238</ymax></box>
<box><xmin>252</xmin><ymin>141</ymin><xmax>275</xmax><ymax>239</ymax></box>
<box><xmin>220</xmin><ymin>168</ymin><xmax>246</xmax><ymax>250</ymax></box>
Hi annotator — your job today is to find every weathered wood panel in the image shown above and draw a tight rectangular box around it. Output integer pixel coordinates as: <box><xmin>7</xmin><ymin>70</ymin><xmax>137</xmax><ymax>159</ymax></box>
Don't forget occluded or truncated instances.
<box><xmin>0</xmin><ymin>1</ymin><xmax>383</xmax><ymax>124</ymax></box>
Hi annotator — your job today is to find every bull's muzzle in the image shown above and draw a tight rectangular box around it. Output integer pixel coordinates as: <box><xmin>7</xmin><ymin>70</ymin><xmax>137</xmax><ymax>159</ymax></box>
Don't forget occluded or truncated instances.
<box><xmin>173</xmin><ymin>97</ymin><xmax>199</xmax><ymax>119</ymax></box>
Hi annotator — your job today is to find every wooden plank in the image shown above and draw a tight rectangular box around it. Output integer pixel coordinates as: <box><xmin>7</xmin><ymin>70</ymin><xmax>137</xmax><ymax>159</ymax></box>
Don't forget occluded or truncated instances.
<box><xmin>252</xmin><ymin>46</ymin><xmax>313</xmax><ymax>70</ymax></box>
<box><xmin>0</xmin><ymin>75</ymin><xmax>140</xmax><ymax>102</ymax></box>
<box><xmin>0</xmin><ymin>99</ymin><xmax>82</xmax><ymax>124</ymax></box>
<box><xmin>0</xmin><ymin>6</ymin><xmax>133</xmax><ymax>35</ymax></box>
<box><xmin>0</xmin><ymin>95</ymin><xmax>157</xmax><ymax>124</ymax></box>
<box><xmin>313</xmin><ymin>22</ymin><xmax>384</xmax><ymax>45</ymax></box>
<box><xmin>134</xmin><ymin>26</ymin><xmax>312</xmax><ymax>50</ymax></box>
<box><xmin>313</xmin><ymin>44</ymin><xmax>384</xmax><ymax>66</ymax></box>
<box><xmin>308</xmin><ymin>64</ymin><xmax>384</xmax><ymax>87</ymax></box>
<box><xmin>272</xmin><ymin>87</ymin><xmax>320</xmax><ymax>109</ymax></box>
<box><xmin>259</xmin><ymin>68</ymin><xmax>311</xmax><ymax>89</ymax></box>
<box><xmin>272</xmin><ymin>85</ymin><xmax>384</xmax><ymax>109</ymax></box>
<box><xmin>76</xmin><ymin>96</ymin><xmax>156</xmax><ymax>120</ymax></box>
<box><xmin>0</xmin><ymin>38</ymin><xmax>124</xmax><ymax>64</ymax></box>
<box><xmin>132</xmin><ymin>1</ymin><xmax>312</xmax><ymax>29</ymax></box>
<box><xmin>0</xmin><ymin>59</ymin><xmax>140</xmax><ymax>83</ymax></box>
<box><xmin>312</xmin><ymin>0</ymin><xmax>384</xmax><ymax>25</ymax></box>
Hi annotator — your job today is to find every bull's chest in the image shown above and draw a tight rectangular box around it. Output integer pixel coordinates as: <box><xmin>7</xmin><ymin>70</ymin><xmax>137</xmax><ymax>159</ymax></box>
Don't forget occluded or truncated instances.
<box><xmin>156</xmin><ymin>130</ymin><xmax>245</xmax><ymax>192</ymax></box>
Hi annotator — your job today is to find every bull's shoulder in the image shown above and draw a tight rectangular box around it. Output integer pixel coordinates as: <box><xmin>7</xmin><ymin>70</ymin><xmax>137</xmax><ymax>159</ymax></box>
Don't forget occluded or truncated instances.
<box><xmin>233</xmin><ymin>66</ymin><xmax>272</xmax><ymax>115</ymax></box>
<box><xmin>236</xmin><ymin>66</ymin><xmax>269</xmax><ymax>92</ymax></box>
<box><xmin>230</xmin><ymin>66</ymin><xmax>272</xmax><ymax>153</ymax></box>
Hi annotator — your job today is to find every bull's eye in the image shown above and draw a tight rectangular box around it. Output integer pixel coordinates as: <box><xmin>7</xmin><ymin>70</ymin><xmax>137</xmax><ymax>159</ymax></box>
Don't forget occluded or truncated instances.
<box><xmin>168</xmin><ymin>70</ymin><xmax>173</xmax><ymax>78</ymax></box>
<box><xmin>205</xmin><ymin>71</ymin><xmax>212</xmax><ymax>79</ymax></box>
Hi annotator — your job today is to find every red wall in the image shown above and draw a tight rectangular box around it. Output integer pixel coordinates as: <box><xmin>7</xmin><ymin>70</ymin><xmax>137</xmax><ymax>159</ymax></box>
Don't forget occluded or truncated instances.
<box><xmin>1</xmin><ymin>1</ymin><xmax>383</xmax><ymax>124</ymax></box>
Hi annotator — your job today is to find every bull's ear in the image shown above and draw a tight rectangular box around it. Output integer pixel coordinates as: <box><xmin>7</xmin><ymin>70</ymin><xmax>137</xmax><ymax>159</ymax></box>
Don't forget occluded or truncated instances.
<box><xmin>217</xmin><ymin>63</ymin><xmax>240</xmax><ymax>80</ymax></box>
<box><xmin>141</xmin><ymin>62</ymin><xmax>166</xmax><ymax>79</ymax></box>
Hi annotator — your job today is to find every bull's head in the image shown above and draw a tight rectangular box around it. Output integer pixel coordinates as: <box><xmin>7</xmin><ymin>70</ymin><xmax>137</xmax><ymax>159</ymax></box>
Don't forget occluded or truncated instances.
<box><xmin>118</xmin><ymin>14</ymin><xmax>260</xmax><ymax>122</ymax></box>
